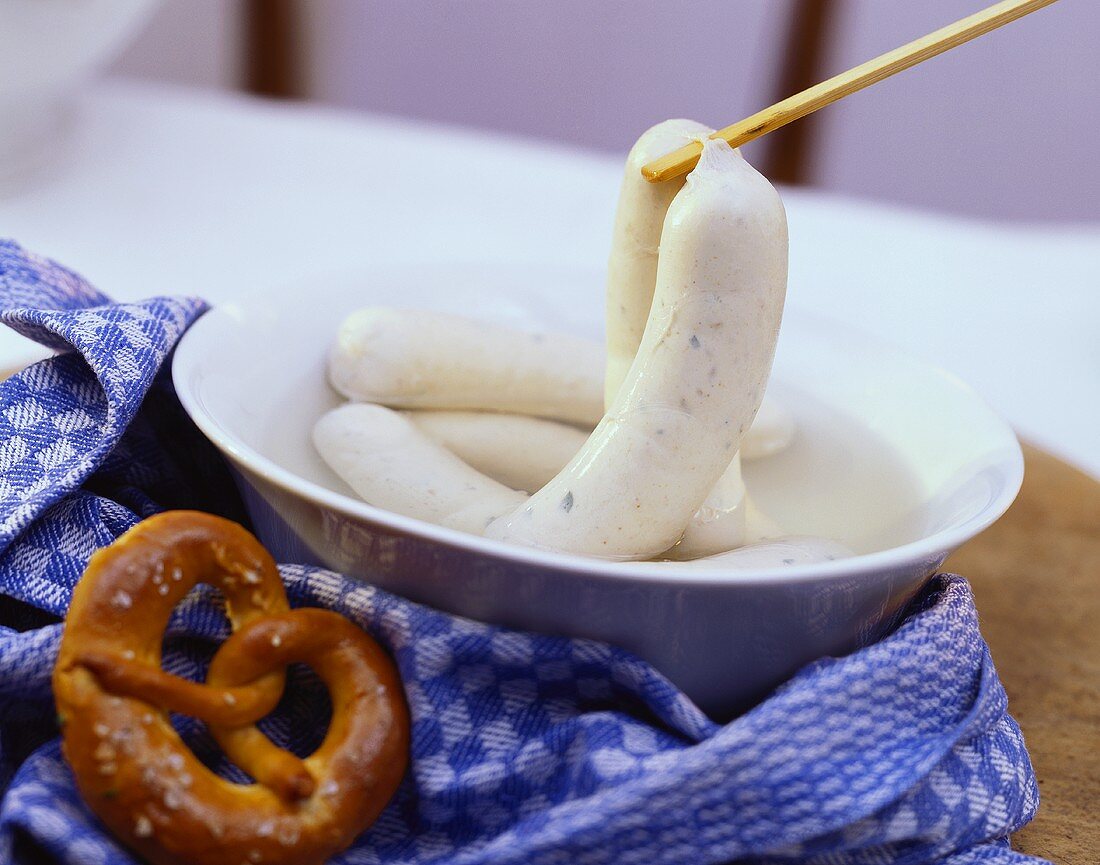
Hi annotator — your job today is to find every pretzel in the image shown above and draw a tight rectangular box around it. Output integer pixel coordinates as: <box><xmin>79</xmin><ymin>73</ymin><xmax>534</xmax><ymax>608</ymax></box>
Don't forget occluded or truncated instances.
<box><xmin>53</xmin><ymin>511</ymin><xmax>409</xmax><ymax>865</ymax></box>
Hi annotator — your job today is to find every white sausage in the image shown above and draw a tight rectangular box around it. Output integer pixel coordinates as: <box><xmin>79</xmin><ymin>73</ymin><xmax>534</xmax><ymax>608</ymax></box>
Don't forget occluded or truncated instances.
<box><xmin>669</xmin><ymin>395</ymin><xmax>794</xmax><ymax>555</ymax></box>
<box><xmin>328</xmin><ymin>308</ymin><xmax>604</xmax><ymax>425</ymax></box>
<box><xmin>313</xmin><ymin>403</ymin><xmax>525</xmax><ymax>535</ymax></box>
<box><xmin>329</xmin><ymin>304</ymin><xmax>789</xmax><ymax>458</ymax></box>
<box><xmin>411</xmin><ymin>400</ymin><xmax>783</xmax><ymax>501</ymax></box>
<box><xmin>645</xmin><ymin>536</ymin><xmax>853</xmax><ymax>570</ymax></box>
<box><xmin>663</xmin><ymin>454</ymin><xmax>748</xmax><ymax>559</ymax></box>
<box><xmin>604</xmin><ymin>118</ymin><xmax>712</xmax><ymax>406</ymax></box>
<box><xmin>315</xmin><ymin>404</ymin><xmax>849</xmax><ymax>567</ymax></box>
<box><xmin>604</xmin><ymin>120</ymin><xmax>783</xmax><ymax>560</ymax></box>
<box><xmin>484</xmin><ymin>139</ymin><xmax>788</xmax><ymax>559</ymax></box>
<box><xmin>404</xmin><ymin>410</ymin><xmax>588</xmax><ymax>493</ymax></box>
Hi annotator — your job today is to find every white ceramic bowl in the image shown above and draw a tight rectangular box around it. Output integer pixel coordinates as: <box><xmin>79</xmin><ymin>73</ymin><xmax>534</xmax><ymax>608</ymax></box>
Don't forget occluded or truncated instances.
<box><xmin>172</xmin><ymin>262</ymin><xmax>1023</xmax><ymax>718</ymax></box>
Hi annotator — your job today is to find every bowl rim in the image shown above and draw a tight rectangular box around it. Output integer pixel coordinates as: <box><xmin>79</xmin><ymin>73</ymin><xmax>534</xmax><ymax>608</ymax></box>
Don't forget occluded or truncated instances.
<box><xmin>172</xmin><ymin>300</ymin><xmax>1024</xmax><ymax>589</ymax></box>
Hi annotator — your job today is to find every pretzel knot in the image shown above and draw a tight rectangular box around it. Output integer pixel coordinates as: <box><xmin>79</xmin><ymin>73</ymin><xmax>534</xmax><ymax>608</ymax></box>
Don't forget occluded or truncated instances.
<box><xmin>53</xmin><ymin>511</ymin><xmax>410</xmax><ymax>865</ymax></box>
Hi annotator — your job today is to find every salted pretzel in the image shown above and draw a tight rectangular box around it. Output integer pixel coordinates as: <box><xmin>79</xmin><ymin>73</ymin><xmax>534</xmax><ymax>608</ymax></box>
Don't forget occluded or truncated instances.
<box><xmin>53</xmin><ymin>511</ymin><xmax>409</xmax><ymax>865</ymax></box>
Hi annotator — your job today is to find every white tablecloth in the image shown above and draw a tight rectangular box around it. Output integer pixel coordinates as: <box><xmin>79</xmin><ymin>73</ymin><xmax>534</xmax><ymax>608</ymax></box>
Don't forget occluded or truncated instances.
<box><xmin>2</xmin><ymin>80</ymin><xmax>1098</xmax><ymax>478</ymax></box>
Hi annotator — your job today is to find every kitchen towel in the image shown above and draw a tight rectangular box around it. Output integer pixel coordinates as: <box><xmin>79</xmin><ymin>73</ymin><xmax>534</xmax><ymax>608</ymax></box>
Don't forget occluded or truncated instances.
<box><xmin>0</xmin><ymin>240</ymin><xmax>1043</xmax><ymax>865</ymax></box>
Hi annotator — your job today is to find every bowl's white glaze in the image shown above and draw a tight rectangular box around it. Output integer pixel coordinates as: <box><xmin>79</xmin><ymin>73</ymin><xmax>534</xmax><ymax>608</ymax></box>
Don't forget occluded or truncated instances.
<box><xmin>172</xmin><ymin>262</ymin><xmax>1023</xmax><ymax>718</ymax></box>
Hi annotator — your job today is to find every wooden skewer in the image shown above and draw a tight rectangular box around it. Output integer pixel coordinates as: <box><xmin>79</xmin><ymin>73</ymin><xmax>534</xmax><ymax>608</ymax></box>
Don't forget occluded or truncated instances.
<box><xmin>641</xmin><ymin>0</ymin><xmax>1059</xmax><ymax>183</ymax></box>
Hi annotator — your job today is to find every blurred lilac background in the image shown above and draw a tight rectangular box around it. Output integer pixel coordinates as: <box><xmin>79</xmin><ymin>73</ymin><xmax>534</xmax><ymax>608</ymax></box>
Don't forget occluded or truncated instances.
<box><xmin>97</xmin><ymin>0</ymin><xmax>1100</xmax><ymax>222</ymax></box>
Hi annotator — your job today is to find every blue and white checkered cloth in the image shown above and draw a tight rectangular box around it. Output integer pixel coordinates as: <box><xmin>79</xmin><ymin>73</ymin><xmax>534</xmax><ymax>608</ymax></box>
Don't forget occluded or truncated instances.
<box><xmin>0</xmin><ymin>239</ymin><xmax>1044</xmax><ymax>865</ymax></box>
